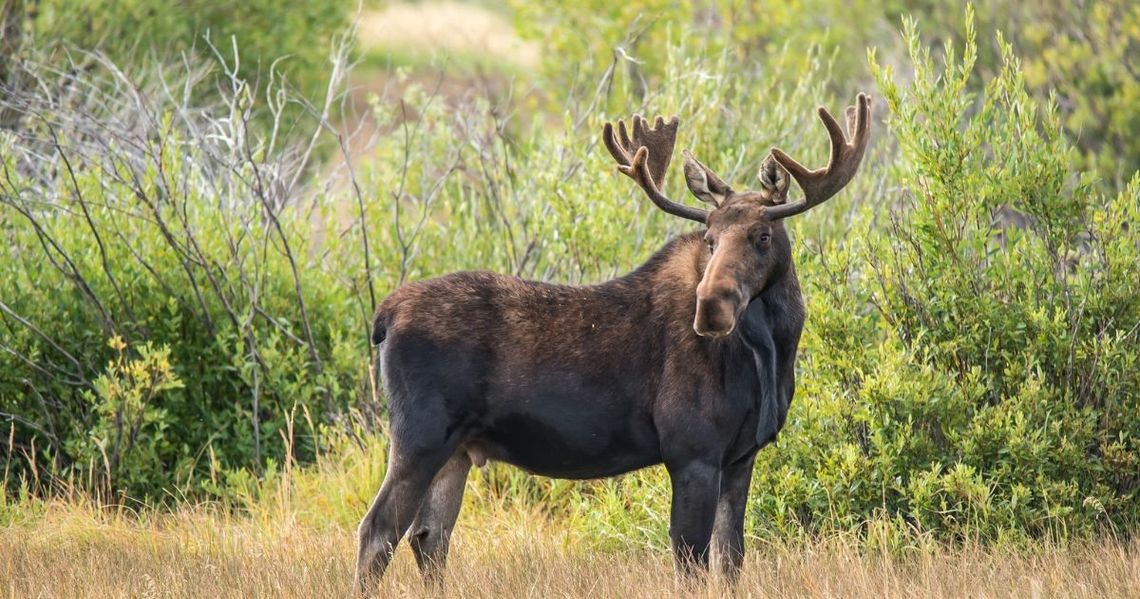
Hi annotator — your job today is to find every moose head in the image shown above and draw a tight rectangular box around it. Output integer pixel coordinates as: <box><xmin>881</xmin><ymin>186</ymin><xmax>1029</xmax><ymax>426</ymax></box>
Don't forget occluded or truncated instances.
<box><xmin>603</xmin><ymin>93</ymin><xmax>872</xmax><ymax>337</ymax></box>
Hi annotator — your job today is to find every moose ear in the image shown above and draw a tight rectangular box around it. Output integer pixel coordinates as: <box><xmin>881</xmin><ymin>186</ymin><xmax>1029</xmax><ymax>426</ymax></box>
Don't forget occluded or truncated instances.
<box><xmin>757</xmin><ymin>155</ymin><xmax>790</xmax><ymax>205</ymax></box>
<box><xmin>683</xmin><ymin>150</ymin><xmax>731</xmax><ymax>207</ymax></box>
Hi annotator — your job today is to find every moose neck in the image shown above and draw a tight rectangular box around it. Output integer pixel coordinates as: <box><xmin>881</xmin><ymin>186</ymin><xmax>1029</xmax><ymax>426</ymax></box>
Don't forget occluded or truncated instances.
<box><xmin>619</xmin><ymin>229</ymin><xmax>800</xmax><ymax>451</ymax></box>
<box><xmin>617</xmin><ymin>230</ymin><xmax>800</xmax><ymax>348</ymax></box>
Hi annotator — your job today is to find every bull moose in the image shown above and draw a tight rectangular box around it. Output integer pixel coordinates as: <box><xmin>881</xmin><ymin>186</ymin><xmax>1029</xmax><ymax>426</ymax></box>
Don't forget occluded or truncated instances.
<box><xmin>356</xmin><ymin>93</ymin><xmax>872</xmax><ymax>590</ymax></box>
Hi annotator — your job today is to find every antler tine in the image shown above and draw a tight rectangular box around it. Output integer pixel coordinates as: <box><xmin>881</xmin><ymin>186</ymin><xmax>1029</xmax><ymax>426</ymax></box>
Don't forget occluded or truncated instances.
<box><xmin>602</xmin><ymin>121</ymin><xmax>632</xmax><ymax>166</ymax></box>
<box><xmin>765</xmin><ymin>93</ymin><xmax>872</xmax><ymax>221</ymax></box>
<box><xmin>602</xmin><ymin>115</ymin><xmax>708</xmax><ymax>223</ymax></box>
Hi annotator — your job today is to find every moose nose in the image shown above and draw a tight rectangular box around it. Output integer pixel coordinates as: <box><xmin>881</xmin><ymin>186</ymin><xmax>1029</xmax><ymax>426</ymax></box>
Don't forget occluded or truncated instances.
<box><xmin>694</xmin><ymin>283</ymin><xmax>742</xmax><ymax>337</ymax></box>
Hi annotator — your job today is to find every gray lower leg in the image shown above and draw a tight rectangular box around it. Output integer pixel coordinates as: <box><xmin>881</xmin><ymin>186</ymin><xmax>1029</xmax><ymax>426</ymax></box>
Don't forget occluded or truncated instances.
<box><xmin>408</xmin><ymin>452</ymin><xmax>472</xmax><ymax>581</ymax></box>
<box><xmin>355</xmin><ymin>454</ymin><xmax>445</xmax><ymax>592</ymax></box>
<box><xmin>667</xmin><ymin>460</ymin><xmax>722</xmax><ymax>579</ymax></box>
<box><xmin>711</xmin><ymin>451</ymin><xmax>757</xmax><ymax>582</ymax></box>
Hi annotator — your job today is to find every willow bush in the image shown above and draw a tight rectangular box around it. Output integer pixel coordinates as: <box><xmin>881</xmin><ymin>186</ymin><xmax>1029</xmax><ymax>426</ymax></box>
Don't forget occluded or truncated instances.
<box><xmin>10</xmin><ymin>0</ymin><xmax>351</xmax><ymax>104</ymax></box>
<box><xmin>2</xmin><ymin>7</ymin><xmax>1137</xmax><ymax>544</ymax></box>
<box><xmin>512</xmin><ymin>1</ymin><xmax>1140</xmax><ymax>192</ymax></box>
<box><xmin>748</xmin><ymin>12</ymin><xmax>1140</xmax><ymax>544</ymax></box>
<box><xmin>0</xmin><ymin>48</ymin><xmax>365</xmax><ymax>501</ymax></box>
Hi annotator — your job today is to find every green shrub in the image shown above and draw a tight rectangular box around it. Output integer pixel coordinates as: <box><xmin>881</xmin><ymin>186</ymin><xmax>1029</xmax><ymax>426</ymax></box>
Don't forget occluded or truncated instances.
<box><xmin>72</xmin><ymin>336</ymin><xmax>184</xmax><ymax>498</ymax></box>
<box><xmin>2</xmin><ymin>5</ymin><xmax>1137</xmax><ymax>545</ymax></box>
<box><xmin>512</xmin><ymin>1</ymin><xmax>1140</xmax><ymax>192</ymax></box>
<box><xmin>748</xmin><ymin>9</ymin><xmax>1140</xmax><ymax>542</ymax></box>
<box><xmin>434</xmin><ymin>6</ymin><xmax>1139</xmax><ymax>544</ymax></box>
<box><xmin>0</xmin><ymin>49</ymin><xmax>364</xmax><ymax>502</ymax></box>
<box><xmin>889</xmin><ymin>1</ymin><xmax>1140</xmax><ymax>190</ymax></box>
<box><xmin>352</xmin><ymin>8</ymin><xmax>1139</xmax><ymax>544</ymax></box>
<box><xmin>7</xmin><ymin>0</ymin><xmax>351</xmax><ymax>110</ymax></box>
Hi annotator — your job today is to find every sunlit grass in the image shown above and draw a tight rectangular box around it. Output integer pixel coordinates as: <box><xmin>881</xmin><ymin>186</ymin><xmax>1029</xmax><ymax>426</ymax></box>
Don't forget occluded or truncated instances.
<box><xmin>3</xmin><ymin>497</ymin><xmax>1138</xmax><ymax>598</ymax></box>
<box><xmin>358</xmin><ymin>46</ymin><xmax>524</xmax><ymax>78</ymax></box>
<box><xmin>3</xmin><ymin>434</ymin><xmax>1139</xmax><ymax>598</ymax></box>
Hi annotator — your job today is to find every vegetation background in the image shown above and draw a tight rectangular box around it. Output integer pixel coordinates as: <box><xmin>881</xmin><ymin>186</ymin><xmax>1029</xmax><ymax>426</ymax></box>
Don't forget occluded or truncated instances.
<box><xmin>1</xmin><ymin>0</ymin><xmax>1138</xmax><ymax>595</ymax></box>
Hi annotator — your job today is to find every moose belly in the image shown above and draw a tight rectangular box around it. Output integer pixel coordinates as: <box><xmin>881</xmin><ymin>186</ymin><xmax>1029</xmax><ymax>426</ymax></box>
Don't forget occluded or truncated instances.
<box><xmin>469</xmin><ymin>387</ymin><xmax>661</xmax><ymax>479</ymax></box>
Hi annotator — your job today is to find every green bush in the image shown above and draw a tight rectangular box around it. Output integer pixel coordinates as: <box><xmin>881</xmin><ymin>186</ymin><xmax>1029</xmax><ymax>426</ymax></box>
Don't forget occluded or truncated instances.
<box><xmin>2</xmin><ymin>5</ymin><xmax>1137</xmax><ymax>544</ymax></box>
<box><xmin>0</xmin><ymin>50</ymin><xmax>365</xmax><ymax>501</ymax></box>
<box><xmin>73</xmin><ymin>336</ymin><xmax>184</xmax><ymax>496</ymax></box>
<box><xmin>6</xmin><ymin>0</ymin><xmax>351</xmax><ymax>108</ymax></box>
<box><xmin>876</xmin><ymin>1</ymin><xmax>1140</xmax><ymax>191</ymax></box>
<box><xmin>449</xmin><ymin>8</ymin><xmax>1139</xmax><ymax>544</ymax></box>
<box><xmin>752</xmin><ymin>10</ymin><xmax>1140</xmax><ymax>542</ymax></box>
<box><xmin>513</xmin><ymin>1</ymin><xmax>1140</xmax><ymax>192</ymax></box>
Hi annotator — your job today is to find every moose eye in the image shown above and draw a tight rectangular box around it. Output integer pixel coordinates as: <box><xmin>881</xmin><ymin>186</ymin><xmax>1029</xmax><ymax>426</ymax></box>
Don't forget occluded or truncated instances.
<box><xmin>758</xmin><ymin>233</ymin><xmax>771</xmax><ymax>244</ymax></box>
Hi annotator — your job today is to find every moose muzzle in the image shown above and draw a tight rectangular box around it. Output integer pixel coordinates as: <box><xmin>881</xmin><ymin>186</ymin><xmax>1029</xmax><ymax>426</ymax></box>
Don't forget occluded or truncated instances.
<box><xmin>693</xmin><ymin>282</ymin><xmax>744</xmax><ymax>337</ymax></box>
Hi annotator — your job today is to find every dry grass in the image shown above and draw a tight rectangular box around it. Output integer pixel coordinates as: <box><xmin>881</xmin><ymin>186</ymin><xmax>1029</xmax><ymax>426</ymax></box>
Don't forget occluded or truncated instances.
<box><xmin>2</xmin><ymin>500</ymin><xmax>1138</xmax><ymax>598</ymax></box>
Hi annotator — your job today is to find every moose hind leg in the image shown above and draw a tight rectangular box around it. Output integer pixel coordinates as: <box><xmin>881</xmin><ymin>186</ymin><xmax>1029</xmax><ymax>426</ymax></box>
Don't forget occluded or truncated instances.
<box><xmin>408</xmin><ymin>451</ymin><xmax>472</xmax><ymax>582</ymax></box>
<box><xmin>354</xmin><ymin>441</ymin><xmax>453</xmax><ymax>593</ymax></box>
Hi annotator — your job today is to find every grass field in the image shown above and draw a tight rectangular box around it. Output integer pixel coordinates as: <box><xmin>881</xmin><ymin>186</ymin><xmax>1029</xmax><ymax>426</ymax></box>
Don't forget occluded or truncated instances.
<box><xmin>3</xmin><ymin>500</ymin><xmax>1138</xmax><ymax>598</ymax></box>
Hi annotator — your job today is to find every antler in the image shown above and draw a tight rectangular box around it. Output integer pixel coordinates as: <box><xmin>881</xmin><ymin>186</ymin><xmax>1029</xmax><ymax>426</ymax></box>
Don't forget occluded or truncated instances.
<box><xmin>603</xmin><ymin>115</ymin><xmax>709</xmax><ymax>223</ymax></box>
<box><xmin>764</xmin><ymin>93</ymin><xmax>872</xmax><ymax>220</ymax></box>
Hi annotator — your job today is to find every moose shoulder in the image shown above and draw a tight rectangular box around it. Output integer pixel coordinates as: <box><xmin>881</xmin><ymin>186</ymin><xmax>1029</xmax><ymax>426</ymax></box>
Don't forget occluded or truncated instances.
<box><xmin>356</xmin><ymin>94</ymin><xmax>872</xmax><ymax>591</ymax></box>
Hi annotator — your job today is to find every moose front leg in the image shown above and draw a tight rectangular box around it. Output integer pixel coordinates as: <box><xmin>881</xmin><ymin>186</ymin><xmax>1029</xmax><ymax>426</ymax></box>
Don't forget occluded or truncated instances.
<box><xmin>666</xmin><ymin>460</ymin><xmax>722</xmax><ymax>580</ymax></box>
<box><xmin>712</xmin><ymin>450</ymin><xmax>758</xmax><ymax>583</ymax></box>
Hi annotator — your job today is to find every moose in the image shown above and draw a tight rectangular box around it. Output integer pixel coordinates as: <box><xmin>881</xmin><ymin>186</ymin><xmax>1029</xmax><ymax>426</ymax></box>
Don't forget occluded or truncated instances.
<box><xmin>356</xmin><ymin>93</ymin><xmax>872</xmax><ymax>591</ymax></box>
